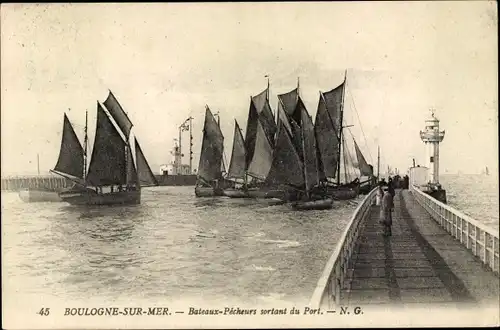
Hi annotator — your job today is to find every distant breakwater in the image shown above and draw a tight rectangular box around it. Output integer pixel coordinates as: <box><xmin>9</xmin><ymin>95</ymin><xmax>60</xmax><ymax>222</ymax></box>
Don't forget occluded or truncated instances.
<box><xmin>155</xmin><ymin>174</ymin><xmax>197</xmax><ymax>186</ymax></box>
<box><xmin>1</xmin><ymin>176</ymin><xmax>73</xmax><ymax>191</ymax></box>
<box><xmin>1</xmin><ymin>174</ymin><xmax>198</xmax><ymax>191</ymax></box>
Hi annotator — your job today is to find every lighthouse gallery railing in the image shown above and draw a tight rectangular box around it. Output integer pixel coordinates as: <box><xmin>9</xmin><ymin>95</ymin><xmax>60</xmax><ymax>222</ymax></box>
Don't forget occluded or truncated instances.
<box><xmin>411</xmin><ymin>185</ymin><xmax>499</xmax><ymax>275</ymax></box>
<box><xmin>309</xmin><ymin>187</ymin><xmax>378</xmax><ymax>308</ymax></box>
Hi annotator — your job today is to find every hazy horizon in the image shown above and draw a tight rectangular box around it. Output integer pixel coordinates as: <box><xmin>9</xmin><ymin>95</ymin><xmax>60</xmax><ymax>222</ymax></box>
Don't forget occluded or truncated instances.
<box><xmin>1</xmin><ymin>2</ymin><xmax>498</xmax><ymax>177</ymax></box>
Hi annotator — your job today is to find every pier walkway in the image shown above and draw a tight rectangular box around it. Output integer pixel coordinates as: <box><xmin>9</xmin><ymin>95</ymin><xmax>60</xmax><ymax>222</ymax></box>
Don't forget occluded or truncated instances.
<box><xmin>311</xmin><ymin>188</ymin><xmax>499</xmax><ymax>309</ymax></box>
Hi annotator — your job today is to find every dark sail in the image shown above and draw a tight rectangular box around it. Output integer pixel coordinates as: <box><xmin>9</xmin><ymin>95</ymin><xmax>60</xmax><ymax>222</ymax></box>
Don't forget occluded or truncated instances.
<box><xmin>251</xmin><ymin>87</ymin><xmax>277</xmax><ymax>142</ymax></box>
<box><xmin>86</xmin><ymin>103</ymin><xmax>127</xmax><ymax>186</ymax></box>
<box><xmin>277</xmin><ymin>101</ymin><xmax>293</xmax><ymax>136</ymax></box>
<box><xmin>353</xmin><ymin>138</ymin><xmax>373</xmax><ymax>176</ymax></box>
<box><xmin>322</xmin><ymin>83</ymin><xmax>344</xmax><ymax>139</ymax></box>
<box><xmin>245</xmin><ymin>88</ymin><xmax>276</xmax><ymax>167</ymax></box>
<box><xmin>278</xmin><ymin>88</ymin><xmax>298</xmax><ymax>116</ymax></box>
<box><xmin>247</xmin><ymin>118</ymin><xmax>273</xmax><ymax>181</ymax></box>
<box><xmin>227</xmin><ymin>120</ymin><xmax>246</xmax><ymax>179</ymax></box>
<box><xmin>197</xmin><ymin>106</ymin><xmax>224</xmax><ymax>182</ymax></box>
<box><xmin>300</xmin><ymin>105</ymin><xmax>320</xmax><ymax>191</ymax></box>
<box><xmin>290</xmin><ymin>117</ymin><xmax>303</xmax><ymax>161</ymax></box>
<box><xmin>103</xmin><ymin>91</ymin><xmax>133</xmax><ymax>139</ymax></box>
<box><xmin>53</xmin><ymin>113</ymin><xmax>84</xmax><ymax>179</ymax></box>
<box><xmin>314</xmin><ymin>92</ymin><xmax>340</xmax><ymax>179</ymax></box>
<box><xmin>135</xmin><ymin>138</ymin><xmax>158</xmax><ymax>186</ymax></box>
<box><xmin>265</xmin><ymin>121</ymin><xmax>304</xmax><ymax>188</ymax></box>
<box><xmin>291</xmin><ymin>96</ymin><xmax>307</xmax><ymax>126</ymax></box>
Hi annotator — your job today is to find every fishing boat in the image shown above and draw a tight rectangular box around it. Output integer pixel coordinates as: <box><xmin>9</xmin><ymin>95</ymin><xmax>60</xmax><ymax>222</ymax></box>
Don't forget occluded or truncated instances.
<box><xmin>314</xmin><ymin>71</ymin><xmax>375</xmax><ymax>200</ymax></box>
<box><xmin>195</xmin><ymin>106</ymin><xmax>225</xmax><ymax>197</ymax></box>
<box><xmin>223</xmin><ymin>120</ymin><xmax>249</xmax><ymax>198</ymax></box>
<box><xmin>52</xmin><ymin>91</ymin><xmax>158</xmax><ymax>206</ymax></box>
<box><xmin>267</xmin><ymin>81</ymin><xmax>307</xmax><ymax>200</ymax></box>
<box><xmin>290</xmin><ymin>97</ymin><xmax>333</xmax><ymax>210</ymax></box>
<box><xmin>224</xmin><ymin>84</ymin><xmax>278</xmax><ymax>198</ymax></box>
<box><xmin>18</xmin><ymin>154</ymin><xmax>63</xmax><ymax>203</ymax></box>
<box><xmin>353</xmin><ymin>138</ymin><xmax>377</xmax><ymax>194</ymax></box>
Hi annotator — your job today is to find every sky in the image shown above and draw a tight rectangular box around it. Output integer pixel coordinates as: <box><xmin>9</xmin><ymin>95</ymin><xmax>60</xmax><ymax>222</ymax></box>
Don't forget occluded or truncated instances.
<box><xmin>1</xmin><ymin>2</ymin><xmax>498</xmax><ymax>177</ymax></box>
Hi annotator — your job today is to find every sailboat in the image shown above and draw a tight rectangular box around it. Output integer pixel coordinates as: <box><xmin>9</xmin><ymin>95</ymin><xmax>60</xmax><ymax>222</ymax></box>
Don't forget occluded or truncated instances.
<box><xmin>314</xmin><ymin>72</ymin><xmax>366</xmax><ymax>200</ymax></box>
<box><xmin>18</xmin><ymin>154</ymin><xmax>63</xmax><ymax>203</ymax></box>
<box><xmin>223</xmin><ymin>120</ymin><xmax>249</xmax><ymax>198</ymax></box>
<box><xmin>52</xmin><ymin>91</ymin><xmax>158</xmax><ymax>205</ymax></box>
<box><xmin>291</xmin><ymin>102</ymin><xmax>333</xmax><ymax>210</ymax></box>
<box><xmin>223</xmin><ymin>85</ymin><xmax>277</xmax><ymax>198</ymax></box>
<box><xmin>353</xmin><ymin>137</ymin><xmax>377</xmax><ymax>194</ymax></box>
<box><xmin>195</xmin><ymin>106</ymin><xmax>225</xmax><ymax>197</ymax></box>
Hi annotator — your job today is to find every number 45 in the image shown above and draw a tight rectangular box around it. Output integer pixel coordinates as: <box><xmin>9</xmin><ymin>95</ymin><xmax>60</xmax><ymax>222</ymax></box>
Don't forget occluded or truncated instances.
<box><xmin>38</xmin><ymin>308</ymin><xmax>50</xmax><ymax>316</ymax></box>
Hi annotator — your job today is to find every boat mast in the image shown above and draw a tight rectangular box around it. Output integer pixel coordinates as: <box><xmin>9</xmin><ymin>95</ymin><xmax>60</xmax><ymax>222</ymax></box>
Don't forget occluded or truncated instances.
<box><xmin>83</xmin><ymin>110</ymin><xmax>88</xmax><ymax>181</ymax></box>
<box><xmin>377</xmin><ymin>146</ymin><xmax>380</xmax><ymax>182</ymax></box>
<box><xmin>189</xmin><ymin>116</ymin><xmax>193</xmax><ymax>174</ymax></box>
<box><xmin>300</xmin><ymin>113</ymin><xmax>308</xmax><ymax>198</ymax></box>
<box><xmin>337</xmin><ymin>69</ymin><xmax>347</xmax><ymax>185</ymax></box>
<box><xmin>297</xmin><ymin>77</ymin><xmax>300</xmax><ymax>101</ymax></box>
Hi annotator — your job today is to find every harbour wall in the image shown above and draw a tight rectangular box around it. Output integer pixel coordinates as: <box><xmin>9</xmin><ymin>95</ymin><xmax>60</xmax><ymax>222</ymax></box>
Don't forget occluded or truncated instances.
<box><xmin>1</xmin><ymin>174</ymin><xmax>198</xmax><ymax>191</ymax></box>
<box><xmin>155</xmin><ymin>174</ymin><xmax>197</xmax><ymax>186</ymax></box>
<box><xmin>1</xmin><ymin>176</ymin><xmax>73</xmax><ymax>191</ymax></box>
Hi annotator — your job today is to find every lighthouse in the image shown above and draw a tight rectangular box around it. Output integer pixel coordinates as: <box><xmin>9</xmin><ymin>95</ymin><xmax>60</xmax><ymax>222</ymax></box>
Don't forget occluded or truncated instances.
<box><xmin>419</xmin><ymin>109</ymin><xmax>447</xmax><ymax>203</ymax></box>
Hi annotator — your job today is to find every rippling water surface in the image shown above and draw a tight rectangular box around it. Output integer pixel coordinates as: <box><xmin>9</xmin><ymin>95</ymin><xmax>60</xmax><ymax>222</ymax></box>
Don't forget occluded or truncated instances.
<box><xmin>440</xmin><ymin>174</ymin><xmax>499</xmax><ymax>231</ymax></box>
<box><xmin>3</xmin><ymin>176</ymin><xmax>498</xmax><ymax>308</ymax></box>
<box><xmin>2</xmin><ymin>186</ymin><xmax>362</xmax><ymax>306</ymax></box>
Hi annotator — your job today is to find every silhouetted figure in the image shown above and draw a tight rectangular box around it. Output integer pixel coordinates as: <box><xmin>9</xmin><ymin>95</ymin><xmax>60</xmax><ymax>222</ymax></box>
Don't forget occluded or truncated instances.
<box><xmin>381</xmin><ymin>188</ymin><xmax>394</xmax><ymax>236</ymax></box>
<box><xmin>388</xmin><ymin>178</ymin><xmax>395</xmax><ymax>197</ymax></box>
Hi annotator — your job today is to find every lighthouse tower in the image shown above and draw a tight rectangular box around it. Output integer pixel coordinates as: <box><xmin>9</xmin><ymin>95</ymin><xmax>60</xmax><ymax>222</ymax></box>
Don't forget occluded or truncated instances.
<box><xmin>419</xmin><ymin>109</ymin><xmax>447</xmax><ymax>203</ymax></box>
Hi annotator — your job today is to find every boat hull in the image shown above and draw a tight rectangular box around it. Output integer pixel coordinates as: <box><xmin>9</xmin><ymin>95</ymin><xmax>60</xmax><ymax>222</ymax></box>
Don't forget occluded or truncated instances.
<box><xmin>195</xmin><ymin>186</ymin><xmax>224</xmax><ymax>197</ymax></box>
<box><xmin>223</xmin><ymin>189</ymin><xmax>249</xmax><ymax>198</ymax></box>
<box><xmin>291</xmin><ymin>198</ymin><xmax>334</xmax><ymax>210</ymax></box>
<box><xmin>18</xmin><ymin>189</ymin><xmax>62</xmax><ymax>203</ymax></box>
<box><xmin>326</xmin><ymin>187</ymin><xmax>358</xmax><ymax>200</ymax></box>
<box><xmin>247</xmin><ymin>188</ymin><xmax>284</xmax><ymax>199</ymax></box>
<box><xmin>59</xmin><ymin>189</ymin><xmax>141</xmax><ymax>206</ymax></box>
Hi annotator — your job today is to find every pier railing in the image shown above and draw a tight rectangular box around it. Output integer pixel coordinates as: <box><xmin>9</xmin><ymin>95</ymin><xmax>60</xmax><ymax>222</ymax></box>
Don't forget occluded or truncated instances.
<box><xmin>411</xmin><ymin>185</ymin><xmax>499</xmax><ymax>275</ymax></box>
<box><xmin>310</xmin><ymin>187</ymin><xmax>378</xmax><ymax>308</ymax></box>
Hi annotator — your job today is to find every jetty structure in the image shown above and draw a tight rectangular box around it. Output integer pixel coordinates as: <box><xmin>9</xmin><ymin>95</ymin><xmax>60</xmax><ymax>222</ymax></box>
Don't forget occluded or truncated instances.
<box><xmin>156</xmin><ymin>117</ymin><xmax>198</xmax><ymax>186</ymax></box>
<box><xmin>310</xmin><ymin>113</ymin><xmax>499</xmax><ymax>313</ymax></box>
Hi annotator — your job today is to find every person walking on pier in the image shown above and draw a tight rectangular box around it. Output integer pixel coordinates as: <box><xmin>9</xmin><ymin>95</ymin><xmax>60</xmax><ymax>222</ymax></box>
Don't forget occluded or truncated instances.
<box><xmin>381</xmin><ymin>188</ymin><xmax>394</xmax><ymax>236</ymax></box>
